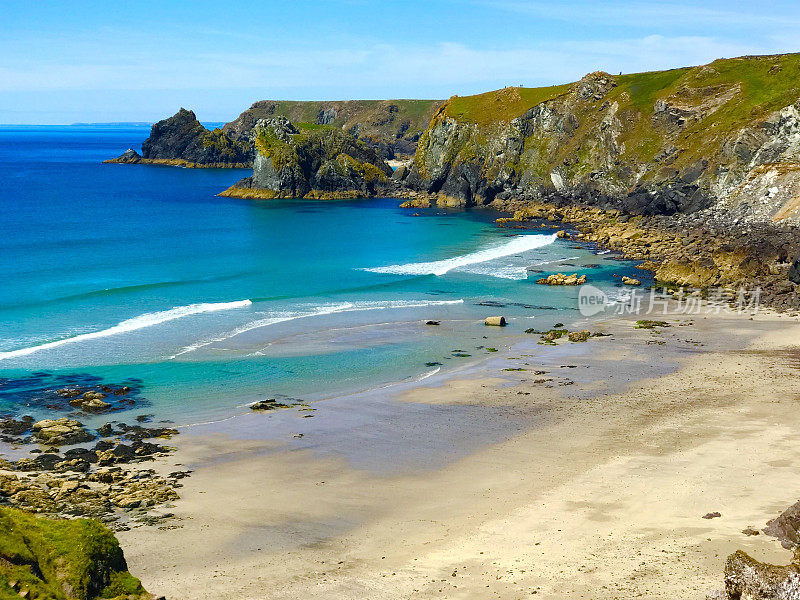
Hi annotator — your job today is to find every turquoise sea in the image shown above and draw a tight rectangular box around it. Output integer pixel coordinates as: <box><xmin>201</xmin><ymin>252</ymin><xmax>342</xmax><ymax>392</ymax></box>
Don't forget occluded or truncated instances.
<box><xmin>0</xmin><ymin>126</ymin><xmax>649</xmax><ymax>428</ymax></box>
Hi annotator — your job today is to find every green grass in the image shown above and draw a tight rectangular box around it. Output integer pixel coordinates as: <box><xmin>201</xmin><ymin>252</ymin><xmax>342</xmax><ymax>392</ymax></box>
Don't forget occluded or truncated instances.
<box><xmin>617</xmin><ymin>67</ymin><xmax>691</xmax><ymax>111</ymax></box>
<box><xmin>444</xmin><ymin>85</ymin><xmax>571</xmax><ymax>126</ymax></box>
<box><xmin>0</xmin><ymin>507</ymin><xmax>148</xmax><ymax>600</ymax></box>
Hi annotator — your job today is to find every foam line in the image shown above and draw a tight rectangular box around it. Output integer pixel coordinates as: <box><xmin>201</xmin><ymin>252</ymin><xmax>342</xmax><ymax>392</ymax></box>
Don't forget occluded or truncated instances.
<box><xmin>363</xmin><ymin>234</ymin><xmax>557</xmax><ymax>277</ymax></box>
<box><xmin>0</xmin><ymin>300</ymin><xmax>252</xmax><ymax>360</ymax></box>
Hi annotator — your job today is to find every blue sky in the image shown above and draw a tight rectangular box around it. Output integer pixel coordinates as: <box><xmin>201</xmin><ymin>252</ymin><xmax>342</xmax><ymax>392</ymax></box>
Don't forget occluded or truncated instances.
<box><xmin>1</xmin><ymin>0</ymin><xmax>799</xmax><ymax>123</ymax></box>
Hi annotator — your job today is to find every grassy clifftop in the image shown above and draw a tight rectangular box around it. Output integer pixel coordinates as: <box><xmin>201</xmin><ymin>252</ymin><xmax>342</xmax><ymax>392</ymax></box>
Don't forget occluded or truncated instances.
<box><xmin>406</xmin><ymin>53</ymin><xmax>800</xmax><ymax>221</ymax></box>
<box><xmin>438</xmin><ymin>53</ymin><xmax>800</xmax><ymax>130</ymax></box>
<box><xmin>0</xmin><ymin>507</ymin><xmax>152</xmax><ymax>600</ymax></box>
<box><xmin>443</xmin><ymin>84</ymin><xmax>572</xmax><ymax>126</ymax></box>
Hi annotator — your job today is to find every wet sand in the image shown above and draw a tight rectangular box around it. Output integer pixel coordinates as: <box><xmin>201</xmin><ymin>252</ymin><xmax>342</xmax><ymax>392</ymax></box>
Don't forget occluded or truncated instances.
<box><xmin>120</xmin><ymin>310</ymin><xmax>800</xmax><ymax>599</ymax></box>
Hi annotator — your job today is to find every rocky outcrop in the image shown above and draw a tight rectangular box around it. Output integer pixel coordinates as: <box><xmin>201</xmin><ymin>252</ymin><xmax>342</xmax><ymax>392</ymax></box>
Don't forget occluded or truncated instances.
<box><xmin>0</xmin><ymin>507</ymin><xmax>156</xmax><ymax>599</ymax></box>
<box><xmin>713</xmin><ymin>498</ymin><xmax>800</xmax><ymax>599</ymax></box>
<box><xmin>722</xmin><ymin>550</ymin><xmax>800</xmax><ymax>600</ymax></box>
<box><xmin>491</xmin><ymin>199</ymin><xmax>800</xmax><ymax>309</ymax></box>
<box><xmin>142</xmin><ymin>108</ymin><xmax>249</xmax><ymax>165</ymax></box>
<box><xmin>221</xmin><ymin>117</ymin><xmax>393</xmax><ymax>199</ymax></box>
<box><xmin>32</xmin><ymin>418</ymin><xmax>94</xmax><ymax>446</ymax></box>
<box><xmin>223</xmin><ymin>99</ymin><xmax>444</xmax><ymax>159</ymax></box>
<box><xmin>104</xmin><ymin>148</ymin><xmax>142</xmax><ymax>163</ymax></box>
<box><xmin>536</xmin><ymin>273</ymin><xmax>587</xmax><ymax>285</ymax></box>
<box><xmin>105</xmin><ymin>108</ymin><xmax>251</xmax><ymax>168</ymax></box>
<box><xmin>108</xmin><ymin>100</ymin><xmax>443</xmax><ymax>167</ymax></box>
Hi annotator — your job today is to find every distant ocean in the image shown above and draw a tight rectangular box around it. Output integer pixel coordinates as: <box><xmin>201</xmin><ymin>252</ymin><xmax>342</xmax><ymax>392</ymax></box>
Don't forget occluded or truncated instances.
<box><xmin>0</xmin><ymin>125</ymin><xmax>648</xmax><ymax>427</ymax></box>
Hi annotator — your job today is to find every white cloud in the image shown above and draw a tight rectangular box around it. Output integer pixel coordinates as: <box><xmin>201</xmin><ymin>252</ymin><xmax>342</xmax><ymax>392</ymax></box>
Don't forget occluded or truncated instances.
<box><xmin>0</xmin><ymin>34</ymin><xmax>791</xmax><ymax>97</ymax></box>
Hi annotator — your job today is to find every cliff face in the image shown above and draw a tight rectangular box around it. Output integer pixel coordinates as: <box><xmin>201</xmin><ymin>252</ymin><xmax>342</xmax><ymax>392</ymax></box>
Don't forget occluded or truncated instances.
<box><xmin>221</xmin><ymin>117</ymin><xmax>393</xmax><ymax>199</ymax></box>
<box><xmin>223</xmin><ymin>99</ymin><xmax>444</xmax><ymax>158</ymax></box>
<box><xmin>400</xmin><ymin>54</ymin><xmax>800</xmax><ymax>225</ymax></box>
<box><xmin>139</xmin><ymin>108</ymin><xmax>251</xmax><ymax>167</ymax></box>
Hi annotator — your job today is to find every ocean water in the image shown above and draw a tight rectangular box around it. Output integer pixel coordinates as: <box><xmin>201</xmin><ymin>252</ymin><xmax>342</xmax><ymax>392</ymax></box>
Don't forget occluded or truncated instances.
<box><xmin>0</xmin><ymin>126</ymin><xmax>649</xmax><ymax>427</ymax></box>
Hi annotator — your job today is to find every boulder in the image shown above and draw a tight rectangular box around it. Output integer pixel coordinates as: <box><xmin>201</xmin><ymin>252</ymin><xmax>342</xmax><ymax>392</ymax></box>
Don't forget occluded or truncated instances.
<box><xmin>764</xmin><ymin>500</ymin><xmax>800</xmax><ymax>548</ymax></box>
<box><xmin>568</xmin><ymin>330</ymin><xmax>592</xmax><ymax>342</ymax></box>
<box><xmin>0</xmin><ymin>415</ymin><xmax>34</xmax><ymax>437</ymax></box>
<box><xmin>484</xmin><ymin>316</ymin><xmax>507</xmax><ymax>326</ymax></box>
<box><xmin>621</xmin><ymin>276</ymin><xmax>642</xmax><ymax>286</ymax></box>
<box><xmin>81</xmin><ymin>398</ymin><xmax>112</xmax><ymax>413</ymax></box>
<box><xmin>31</xmin><ymin>418</ymin><xmax>94</xmax><ymax>446</ymax></box>
<box><xmin>250</xmin><ymin>399</ymin><xmax>290</xmax><ymax>411</ymax></box>
<box><xmin>536</xmin><ymin>273</ymin><xmax>587</xmax><ymax>286</ymax></box>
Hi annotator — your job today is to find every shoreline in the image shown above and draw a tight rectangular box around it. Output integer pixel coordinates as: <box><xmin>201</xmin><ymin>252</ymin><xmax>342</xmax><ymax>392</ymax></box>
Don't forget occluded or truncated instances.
<box><xmin>116</xmin><ymin>307</ymin><xmax>800</xmax><ymax>599</ymax></box>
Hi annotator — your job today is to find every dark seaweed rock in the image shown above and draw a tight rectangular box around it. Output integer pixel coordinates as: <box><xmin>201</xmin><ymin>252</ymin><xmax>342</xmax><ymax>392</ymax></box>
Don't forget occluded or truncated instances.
<box><xmin>250</xmin><ymin>399</ymin><xmax>290</xmax><ymax>411</ymax></box>
<box><xmin>116</xmin><ymin>423</ymin><xmax>178</xmax><ymax>441</ymax></box>
<box><xmin>64</xmin><ymin>448</ymin><xmax>98</xmax><ymax>463</ymax></box>
<box><xmin>33</xmin><ymin>453</ymin><xmax>62</xmax><ymax>471</ymax></box>
<box><xmin>0</xmin><ymin>415</ymin><xmax>34</xmax><ymax>438</ymax></box>
<box><xmin>789</xmin><ymin>258</ymin><xmax>800</xmax><ymax>284</ymax></box>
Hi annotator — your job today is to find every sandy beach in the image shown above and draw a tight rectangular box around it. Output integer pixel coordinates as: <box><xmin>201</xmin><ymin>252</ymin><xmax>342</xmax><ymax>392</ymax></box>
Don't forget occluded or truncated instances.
<box><xmin>119</xmin><ymin>309</ymin><xmax>800</xmax><ymax>599</ymax></box>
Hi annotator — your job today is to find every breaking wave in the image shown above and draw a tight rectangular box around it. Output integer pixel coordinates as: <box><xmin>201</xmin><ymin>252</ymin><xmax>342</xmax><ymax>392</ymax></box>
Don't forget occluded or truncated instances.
<box><xmin>170</xmin><ymin>298</ymin><xmax>464</xmax><ymax>358</ymax></box>
<box><xmin>0</xmin><ymin>300</ymin><xmax>253</xmax><ymax>360</ymax></box>
<box><xmin>363</xmin><ymin>234</ymin><xmax>557</xmax><ymax>278</ymax></box>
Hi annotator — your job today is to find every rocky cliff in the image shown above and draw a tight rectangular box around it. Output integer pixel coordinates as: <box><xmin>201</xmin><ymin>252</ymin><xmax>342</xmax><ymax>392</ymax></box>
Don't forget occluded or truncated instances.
<box><xmin>0</xmin><ymin>507</ymin><xmax>155</xmax><ymax>600</ymax></box>
<box><xmin>399</xmin><ymin>53</ymin><xmax>800</xmax><ymax>226</ymax></box>
<box><xmin>220</xmin><ymin>117</ymin><xmax>393</xmax><ymax>199</ymax></box>
<box><xmin>106</xmin><ymin>108</ymin><xmax>251</xmax><ymax>168</ymax></box>
<box><xmin>107</xmin><ymin>100</ymin><xmax>443</xmax><ymax>167</ymax></box>
<box><xmin>223</xmin><ymin>99</ymin><xmax>443</xmax><ymax>159</ymax></box>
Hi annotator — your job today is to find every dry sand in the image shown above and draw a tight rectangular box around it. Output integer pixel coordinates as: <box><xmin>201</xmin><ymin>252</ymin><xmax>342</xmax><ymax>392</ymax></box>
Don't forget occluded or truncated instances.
<box><xmin>120</xmin><ymin>311</ymin><xmax>800</xmax><ymax>599</ymax></box>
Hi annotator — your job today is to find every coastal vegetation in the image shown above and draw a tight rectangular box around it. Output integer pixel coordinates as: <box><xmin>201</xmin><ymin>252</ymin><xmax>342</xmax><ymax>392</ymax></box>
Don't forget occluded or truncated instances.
<box><xmin>0</xmin><ymin>507</ymin><xmax>151</xmax><ymax>600</ymax></box>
